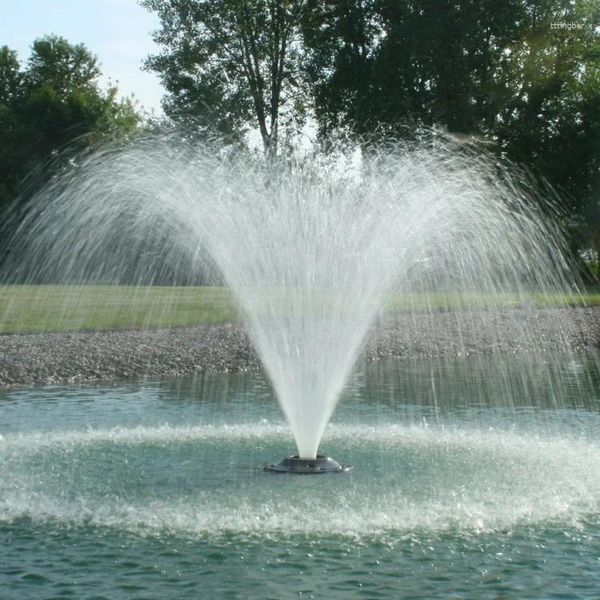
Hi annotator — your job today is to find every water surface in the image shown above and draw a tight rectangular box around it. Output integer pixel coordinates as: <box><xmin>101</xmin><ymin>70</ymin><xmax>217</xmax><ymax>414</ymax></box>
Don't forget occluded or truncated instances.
<box><xmin>2</xmin><ymin>352</ymin><xmax>600</xmax><ymax>599</ymax></box>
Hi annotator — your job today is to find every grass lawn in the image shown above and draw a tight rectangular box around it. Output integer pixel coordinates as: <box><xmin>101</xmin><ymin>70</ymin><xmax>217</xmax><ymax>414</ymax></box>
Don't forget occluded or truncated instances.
<box><xmin>0</xmin><ymin>285</ymin><xmax>240</xmax><ymax>334</ymax></box>
<box><xmin>0</xmin><ymin>284</ymin><xmax>598</xmax><ymax>335</ymax></box>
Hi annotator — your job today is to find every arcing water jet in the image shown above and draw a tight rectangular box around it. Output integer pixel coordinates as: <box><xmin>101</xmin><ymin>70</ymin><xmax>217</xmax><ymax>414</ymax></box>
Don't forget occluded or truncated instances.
<box><xmin>1</xmin><ymin>133</ymin><xmax>579</xmax><ymax>467</ymax></box>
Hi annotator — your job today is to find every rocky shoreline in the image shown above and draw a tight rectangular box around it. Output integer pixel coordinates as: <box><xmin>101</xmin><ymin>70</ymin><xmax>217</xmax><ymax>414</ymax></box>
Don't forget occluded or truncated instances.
<box><xmin>1</xmin><ymin>306</ymin><xmax>599</xmax><ymax>388</ymax></box>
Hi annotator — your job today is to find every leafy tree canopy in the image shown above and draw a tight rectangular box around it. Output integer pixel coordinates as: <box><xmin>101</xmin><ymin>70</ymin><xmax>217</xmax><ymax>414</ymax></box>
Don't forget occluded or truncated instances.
<box><xmin>301</xmin><ymin>0</ymin><xmax>600</xmax><ymax>258</ymax></box>
<box><xmin>141</xmin><ymin>0</ymin><xmax>309</xmax><ymax>153</ymax></box>
<box><xmin>0</xmin><ymin>35</ymin><xmax>141</xmax><ymax>210</ymax></box>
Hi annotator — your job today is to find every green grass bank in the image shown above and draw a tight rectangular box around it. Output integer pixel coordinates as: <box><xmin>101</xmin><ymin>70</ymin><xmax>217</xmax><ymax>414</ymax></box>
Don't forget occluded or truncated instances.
<box><xmin>0</xmin><ymin>284</ymin><xmax>599</xmax><ymax>335</ymax></box>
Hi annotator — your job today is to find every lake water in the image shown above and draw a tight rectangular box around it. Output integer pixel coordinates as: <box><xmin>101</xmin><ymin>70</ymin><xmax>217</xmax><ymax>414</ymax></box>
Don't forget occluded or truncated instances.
<box><xmin>2</xmin><ymin>352</ymin><xmax>600</xmax><ymax>599</ymax></box>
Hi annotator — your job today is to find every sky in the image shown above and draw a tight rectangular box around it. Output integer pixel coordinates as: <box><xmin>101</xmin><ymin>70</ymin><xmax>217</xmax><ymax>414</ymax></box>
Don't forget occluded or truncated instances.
<box><xmin>2</xmin><ymin>0</ymin><xmax>165</xmax><ymax>114</ymax></box>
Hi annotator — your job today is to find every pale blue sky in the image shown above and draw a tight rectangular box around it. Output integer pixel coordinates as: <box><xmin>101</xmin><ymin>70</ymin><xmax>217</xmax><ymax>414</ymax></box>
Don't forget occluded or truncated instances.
<box><xmin>2</xmin><ymin>0</ymin><xmax>165</xmax><ymax>113</ymax></box>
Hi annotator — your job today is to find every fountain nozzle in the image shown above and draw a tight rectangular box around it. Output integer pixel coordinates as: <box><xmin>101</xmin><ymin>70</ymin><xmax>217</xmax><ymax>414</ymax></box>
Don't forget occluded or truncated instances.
<box><xmin>264</xmin><ymin>455</ymin><xmax>352</xmax><ymax>474</ymax></box>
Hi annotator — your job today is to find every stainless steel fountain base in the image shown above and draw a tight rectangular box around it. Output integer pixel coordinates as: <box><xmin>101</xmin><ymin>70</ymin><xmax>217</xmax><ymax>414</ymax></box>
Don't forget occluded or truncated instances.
<box><xmin>264</xmin><ymin>455</ymin><xmax>353</xmax><ymax>474</ymax></box>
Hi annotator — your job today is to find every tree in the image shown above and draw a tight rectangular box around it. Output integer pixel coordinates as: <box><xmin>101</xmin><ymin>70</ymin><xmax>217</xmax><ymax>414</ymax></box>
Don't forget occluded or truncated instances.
<box><xmin>303</xmin><ymin>0</ymin><xmax>530</xmax><ymax>137</ymax></box>
<box><xmin>302</xmin><ymin>0</ymin><xmax>600</xmax><ymax>261</ymax></box>
<box><xmin>0</xmin><ymin>47</ymin><xmax>25</xmax><ymax>205</ymax></box>
<box><xmin>26</xmin><ymin>36</ymin><xmax>101</xmax><ymax>96</ymax></box>
<box><xmin>302</xmin><ymin>0</ymin><xmax>377</xmax><ymax>139</ymax></box>
<box><xmin>141</xmin><ymin>0</ymin><xmax>308</xmax><ymax>154</ymax></box>
<box><xmin>0</xmin><ymin>35</ymin><xmax>141</xmax><ymax>210</ymax></box>
<box><xmin>491</xmin><ymin>1</ymin><xmax>600</xmax><ymax>225</ymax></box>
<box><xmin>0</xmin><ymin>46</ymin><xmax>22</xmax><ymax>105</ymax></box>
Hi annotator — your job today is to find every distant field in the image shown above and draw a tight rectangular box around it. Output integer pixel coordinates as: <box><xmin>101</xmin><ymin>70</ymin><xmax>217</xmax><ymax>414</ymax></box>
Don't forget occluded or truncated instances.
<box><xmin>0</xmin><ymin>286</ymin><xmax>240</xmax><ymax>334</ymax></box>
<box><xmin>0</xmin><ymin>284</ymin><xmax>598</xmax><ymax>335</ymax></box>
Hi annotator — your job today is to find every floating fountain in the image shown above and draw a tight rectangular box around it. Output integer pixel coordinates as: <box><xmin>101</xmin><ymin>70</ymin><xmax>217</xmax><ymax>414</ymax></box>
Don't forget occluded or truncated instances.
<box><xmin>264</xmin><ymin>455</ymin><xmax>352</xmax><ymax>473</ymax></box>
<box><xmin>1</xmin><ymin>133</ymin><xmax>579</xmax><ymax>471</ymax></box>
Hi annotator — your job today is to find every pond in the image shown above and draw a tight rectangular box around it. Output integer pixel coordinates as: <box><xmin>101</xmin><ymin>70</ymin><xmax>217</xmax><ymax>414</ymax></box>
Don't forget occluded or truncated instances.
<box><xmin>1</xmin><ymin>351</ymin><xmax>600</xmax><ymax>599</ymax></box>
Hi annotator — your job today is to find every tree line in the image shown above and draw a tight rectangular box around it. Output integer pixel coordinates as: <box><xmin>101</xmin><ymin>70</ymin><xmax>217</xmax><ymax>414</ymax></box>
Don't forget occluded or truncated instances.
<box><xmin>0</xmin><ymin>36</ymin><xmax>140</xmax><ymax>211</ymax></box>
<box><xmin>1</xmin><ymin>0</ymin><xmax>599</xmax><ymax>272</ymax></box>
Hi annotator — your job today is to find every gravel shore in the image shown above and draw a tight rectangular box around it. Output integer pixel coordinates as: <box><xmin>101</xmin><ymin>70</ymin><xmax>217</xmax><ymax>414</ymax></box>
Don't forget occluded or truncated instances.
<box><xmin>1</xmin><ymin>307</ymin><xmax>599</xmax><ymax>388</ymax></box>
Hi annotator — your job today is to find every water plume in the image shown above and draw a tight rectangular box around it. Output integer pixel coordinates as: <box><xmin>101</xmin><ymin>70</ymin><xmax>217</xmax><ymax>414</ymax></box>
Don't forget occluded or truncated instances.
<box><xmin>0</xmin><ymin>133</ymin><xmax>580</xmax><ymax>458</ymax></box>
